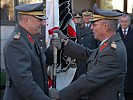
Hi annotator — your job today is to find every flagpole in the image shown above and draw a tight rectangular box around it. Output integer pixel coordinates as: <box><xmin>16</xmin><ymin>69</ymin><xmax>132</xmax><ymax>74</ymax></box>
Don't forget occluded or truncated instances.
<box><xmin>52</xmin><ymin>0</ymin><xmax>57</xmax><ymax>88</ymax></box>
<box><xmin>46</xmin><ymin>0</ymin><xmax>59</xmax><ymax>89</ymax></box>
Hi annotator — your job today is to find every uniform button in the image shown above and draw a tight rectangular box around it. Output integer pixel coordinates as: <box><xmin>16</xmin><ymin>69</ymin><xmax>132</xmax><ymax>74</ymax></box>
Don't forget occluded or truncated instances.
<box><xmin>81</xmin><ymin>37</ymin><xmax>83</xmax><ymax>40</ymax></box>
<box><xmin>41</xmin><ymin>47</ymin><xmax>43</xmax><ymax>49</ymax></box>
<box><xmin>118</xmin><ymin>93</ymin><xmax>122</xmax><ymax>96</ymax></box>
<box><xmin>45</xmin><ymin>81</ymin><xmax>48</xmax><ymax>84</ymax></box>
<box><xmin>40</xmin><ymin>39</ymin><xmax>43</xmax><ymax>42</ymax></box>
<box><xmin>6</xmin><ymin>81</ymin><xmax>11</xmax><ymax>87</ymax></box>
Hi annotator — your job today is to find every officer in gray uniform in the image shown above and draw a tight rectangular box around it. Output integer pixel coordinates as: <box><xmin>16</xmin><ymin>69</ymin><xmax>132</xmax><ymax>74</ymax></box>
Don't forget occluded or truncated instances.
<box><xmin>73</xmin><ymin>11</ymin><xmax>82</xmax><ymax>25</ymax></box>
<box><xmin>3</xmin><ymin>3</ymin><xmax>61</xmax><ymax>100</ymax></box>
<box><xmin>74</xmin><ymin>9</ymin><xmax>99</xmax><ymax>80</ymax></box>
<box><xmin>76</xmin><ymin>8</ymin><xmax>98</xmax><ymax>49</ymax></box>
<box><xmin>50</xmin><ymin>7</ymin><xmax>127</xmax><ymax>100</ymax></box>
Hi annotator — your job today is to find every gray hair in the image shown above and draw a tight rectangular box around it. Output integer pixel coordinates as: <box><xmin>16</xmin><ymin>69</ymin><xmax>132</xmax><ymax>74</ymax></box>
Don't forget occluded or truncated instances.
<box><xmin>118</xmin><ymin>14</ymin><xmax>131</xmax><ymax>25</ymax></box>
<box><xmin>102</xmin><ymin>19</ymin><xmax>118</xmax><ymax>32</ymax></box>
<box><xmin>18</xmin><ymin>14</ymin><xmax>31</xmax><ymax>22</ymax></box>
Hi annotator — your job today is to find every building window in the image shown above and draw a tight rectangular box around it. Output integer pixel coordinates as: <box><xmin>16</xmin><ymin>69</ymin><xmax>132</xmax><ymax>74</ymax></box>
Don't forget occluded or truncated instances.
<box><xmin>1</xmin><ymin>0</ymin><xmax>16</xmax><ymax>25</ymax></box>
<box><xmin>99</xmin><ymin>0</ymin><xmax>124</xmax><ymax>12</ymax></box>
<box><xmin>98</xmin><ymin>0</ymin><xmax>133</xmax><ymax>14</ymax></box>
<box><xmin>127</xmin><ymin>0</ymin><xmax>133</xmax><ymax>13</ymax></box>
<box><xmin>1</xmin><ymin>0</ymin><xmax>45</xmax><ymax>25</ymax></box>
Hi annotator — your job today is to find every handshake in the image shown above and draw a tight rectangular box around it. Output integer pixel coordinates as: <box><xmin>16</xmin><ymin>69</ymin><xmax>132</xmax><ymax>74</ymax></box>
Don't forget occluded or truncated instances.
<box><xmin>49</xmin><ymin>88</ymin><xmax>61</xmax><ymax>100</ymax></box>
<box><xmin>50</xmin><ymin>29</ymin><xmax>69</xmax><ymax>50</ymax></box>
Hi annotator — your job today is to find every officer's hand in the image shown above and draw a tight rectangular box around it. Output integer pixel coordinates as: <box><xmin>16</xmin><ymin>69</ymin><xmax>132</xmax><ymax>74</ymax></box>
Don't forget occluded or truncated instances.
<box><xmin>49</xmin><ymin>88</ymin><xmax>60</xmax><ymax>100</ymax></box>
<box><xmin>53</xmin><ymin>30</ymin><xmax>68</xmax><ymax>42</ymax></box>
<box><xmin>51</xmin><ymin>36</ymin><xmax>61</xmax><ymax>50</ymax></box>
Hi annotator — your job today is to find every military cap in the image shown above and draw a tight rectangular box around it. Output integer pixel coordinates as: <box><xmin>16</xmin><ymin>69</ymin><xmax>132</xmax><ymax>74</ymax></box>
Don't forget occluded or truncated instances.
<box><xmin>15</xmin><ymin>3</ymin><xmax>48</xmax><ymax>20</ymax></box>
<box><xmin>73</xmin><ymin>12</ymin><xmax>82</xmax><ymax>18</ymax></box>
<box><xmin>112</xmin><ymin>9</ymin><xmax>123</xmax><ymax>13</ymax></box>
<box><xmin>90</xmin><ymin>7</ymin><xmax>122</xmax><ymax>22</ymax></box>
<box><xmin>82</xmin><ymin>8</ymin><xmax>92</xmax><ymax>16</ymax></box>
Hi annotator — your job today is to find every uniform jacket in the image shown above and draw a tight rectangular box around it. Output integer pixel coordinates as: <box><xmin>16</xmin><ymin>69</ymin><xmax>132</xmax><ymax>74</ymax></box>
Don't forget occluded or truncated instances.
<box><xmin>3</xmin><ymin>24</ymin><xmax>52</xmax><ymax>100</ymax></box>
<box><xmin>76</xmin><ymin>23</ymin><xmax>98</xmax><ymax>49</ymax></box>
<box><xmin>117</xmin><ymin>26</ymin><xmax>133</xmax><ymax>93</ymax></box>
<box><xmin>74</xmin><ymin>23</ymin><xmax>99</xmax><ymax>79</ymax></box>
<box><xmin>60</xmin><ymin>33</ymin><xmax>127</xmax><ymax>100</ymax></box>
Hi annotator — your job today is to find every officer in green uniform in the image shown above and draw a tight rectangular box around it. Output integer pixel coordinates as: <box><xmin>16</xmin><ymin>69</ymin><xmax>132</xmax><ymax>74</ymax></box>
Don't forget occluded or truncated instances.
<box><xmin>3</xmin><ymin>3</ymin><xmax>61</xmax><ymax>100</ymax></box>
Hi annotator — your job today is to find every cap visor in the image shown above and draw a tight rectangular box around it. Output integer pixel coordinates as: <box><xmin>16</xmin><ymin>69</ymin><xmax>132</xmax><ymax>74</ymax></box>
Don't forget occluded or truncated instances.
<box><xmin>35</xmin><ymin>15</ymin><xmax>48</xmax><ymax>20</ymax></box>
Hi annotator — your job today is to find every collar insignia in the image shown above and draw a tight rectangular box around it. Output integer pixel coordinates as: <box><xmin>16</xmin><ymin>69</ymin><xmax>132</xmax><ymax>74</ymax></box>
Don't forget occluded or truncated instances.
<box><xmin>100</xmin><ymin>42</ymin><xmax>108</xmax><ymax>52</ymax></box>
<box><xmin>27</xmin><ymin>34</ymin><xmax>34</xmax><ymax>44</ymax></box>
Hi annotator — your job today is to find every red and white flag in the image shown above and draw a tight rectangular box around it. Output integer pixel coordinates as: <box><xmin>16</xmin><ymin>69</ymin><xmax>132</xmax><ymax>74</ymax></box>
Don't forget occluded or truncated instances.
<box><xmin>46</xmin><ymin>0</ymin><xmax>59</xmax><ymax>47</ymax></box>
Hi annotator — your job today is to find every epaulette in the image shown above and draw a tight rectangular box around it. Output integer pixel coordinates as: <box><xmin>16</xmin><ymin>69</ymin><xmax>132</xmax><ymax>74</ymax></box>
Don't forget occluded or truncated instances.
<box><xmin>13</xmin><ymin>32</ymin><xmax>21</xmax><ymax>40</ymax></box>
<box><xmin>110</xmin><ymin>42</ymin><xmax>117</xmax><ymax>50</ymax></box>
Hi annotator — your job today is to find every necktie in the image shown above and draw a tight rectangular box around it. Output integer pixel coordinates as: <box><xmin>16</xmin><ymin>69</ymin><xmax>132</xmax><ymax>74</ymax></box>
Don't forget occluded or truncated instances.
<box><xmin>86</xmin><ymin>24</ymin><xmax>90</xmax><ymax>28</ymax></box>
<box><xmin>123</xmin><ymin>29</ymin><xmax>126</xmax><ymax>39</ymax></box>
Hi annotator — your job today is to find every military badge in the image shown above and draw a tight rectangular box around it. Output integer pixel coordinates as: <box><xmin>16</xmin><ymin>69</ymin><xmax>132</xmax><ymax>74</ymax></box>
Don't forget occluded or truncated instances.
<box><xmin>111</xmin><ymin>42</ymin><xmax>117</xmax><ymax>50</ymax></box>
<box><xmin>100</xmin><ymin>42</ymin><xmax>108</xmax><ymax>52</ymax></box>
<box><xmin>13</xmin><ymin>32</ymin><xmax>21</xmax><ymax>40</ymax></box>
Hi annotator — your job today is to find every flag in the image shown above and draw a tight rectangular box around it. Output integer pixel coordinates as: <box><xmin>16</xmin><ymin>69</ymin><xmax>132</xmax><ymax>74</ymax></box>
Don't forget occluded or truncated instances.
<box><xmin>46</xmin><ymin>0</ymin><xmax>59</xmax><ymax>89</ymax></box>
<box><xmin>46</xmin><ymin>0</ymin><xmax>59</xmax><ymax>47</ymax></box>
<box><xmin>59</xmin><ymin>0</ymin><xmax>76</xmax><ymax>38</ymax></box>
<box><xmin>46</xmin><ymin>0</ymin><xmax>77</xmax><ymax>90</ymax></box>
<box><xmin>55</xmin><ymin>0</ymin><xmax>77</xmax><ymax>90</ymax></box>
<box><xmin>59</xmin><ymin>0</ymin><xmax>77</xmax><ymax>68</ymax></box>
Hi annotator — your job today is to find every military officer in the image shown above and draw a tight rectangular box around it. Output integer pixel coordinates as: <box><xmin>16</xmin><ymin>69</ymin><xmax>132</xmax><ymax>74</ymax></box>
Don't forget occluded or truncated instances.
<box><xmin>3</xmin><ymin>3</ymin><xmax>61</xmax><ymax>100</ymax></box>
<box><xmin>74</xmin><ymin>8</ymin><xmax>99</xmax><ymax>81</ymax></box>
<box><xmin>76</xmin><ymin>8</ymin><xmax>98</xmax><ymax>49</ymax></box>
<box><xmin>73</xmin><ymin>11</ymin><xmax>82</xmax><ymax>25</ymax></box>
<box><xmin>50</xmin><ymin>7</ymin><xmax>127</xmax><ymax>100</ymax></box>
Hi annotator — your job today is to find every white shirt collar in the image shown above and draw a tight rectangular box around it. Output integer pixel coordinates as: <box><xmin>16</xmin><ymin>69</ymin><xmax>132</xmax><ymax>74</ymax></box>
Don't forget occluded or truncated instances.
<box><xmin>100</xmin><ymin>38</ymin><xmax>109</xmax><ymax>46</ymax></box>
<box><xmin>85</xmin><ymin>23</ymin><xmax>90</xmax><ymax>27</ymax></box>
<box><xmin>122</xmin><ymin>27</ymin><xmax>129</xmax><ymax>35</ymax></box>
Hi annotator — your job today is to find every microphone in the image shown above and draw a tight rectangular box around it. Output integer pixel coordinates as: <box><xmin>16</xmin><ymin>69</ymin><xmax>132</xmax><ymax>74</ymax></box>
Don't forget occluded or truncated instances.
<box><xmin>52</xmin><ymin>33</ymin><xmax>58</xmax><ymax>88</ymax></box>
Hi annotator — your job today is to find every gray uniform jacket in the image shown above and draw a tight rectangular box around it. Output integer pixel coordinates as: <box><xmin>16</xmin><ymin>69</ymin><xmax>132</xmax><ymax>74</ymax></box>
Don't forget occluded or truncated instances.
<box><xmin>60</xmin><ymin>33</ymin><xmax>127</xmax><ymax>100</ymax></box>
<box><xmin>76</xmin><ymin>23</ymin><xmax>98</xmax><ymax>49</ymax></box>
<box><xmin>3</xmin><ymin>24</ymin><xmax>52</xmax><ymax>100</ymax></box>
